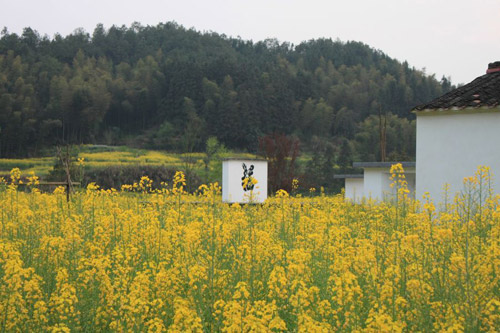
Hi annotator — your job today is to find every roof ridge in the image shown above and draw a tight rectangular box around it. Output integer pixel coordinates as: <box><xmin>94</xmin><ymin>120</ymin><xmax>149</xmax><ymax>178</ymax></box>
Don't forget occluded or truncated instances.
<box><xmin>412</xmin><ymin>71</ymin><xmax>500</xmax><ymax>112</ymax></box>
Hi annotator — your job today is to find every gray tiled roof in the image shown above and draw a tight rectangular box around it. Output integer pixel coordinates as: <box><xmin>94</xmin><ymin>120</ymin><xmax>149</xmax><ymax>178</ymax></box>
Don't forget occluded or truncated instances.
<box><xmin>333</xmin><ymin>174</ymin><xmax>364</xmax><ymax>179</ymax></box>
<box><xmin>353</xmin><ymin>162</ymin><xmax>415</xmax><ymax>168</ymax></box>
<box><xmin>412</xmin><ymin>66</ymin><xmax>500</xmax><ymax>112</ymax></box>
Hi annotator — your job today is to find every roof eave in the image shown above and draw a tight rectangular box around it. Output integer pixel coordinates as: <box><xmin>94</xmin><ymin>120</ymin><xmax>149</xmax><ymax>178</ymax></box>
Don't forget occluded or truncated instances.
<box><xmin>353</xmin><ymin>161</ymin><xmax>416</xmax><ymax>169</ymax></box>
<box><xmin>412</xmin><ymin>105</ymin><xmax>500</xmax><ymax>115</ymax></box>
<box><xmin>333</xmin><ymin>174</ymin><xmax>364</xmax><ymax>179</ymax></box>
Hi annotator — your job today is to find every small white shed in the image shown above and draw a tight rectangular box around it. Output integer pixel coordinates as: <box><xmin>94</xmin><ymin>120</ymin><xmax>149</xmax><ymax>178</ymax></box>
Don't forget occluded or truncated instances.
<box><xmin>222</xmin><ymin>158</ymin><xmax>268</xmax><ymax>203</ymax></box>
<box><xmin>336</xmin><ymin>162</ymin><xmax>416</xmax><ymax>202</ymax></box>
<box><xmin>356</xmin><ymin>162</ymin><xmax>416</xmax><ymax>201</ymax></box>
<box><xmin>334</xmin><ymin>174</ymin><xmax>364</xmax><ymax>202</ymax></box>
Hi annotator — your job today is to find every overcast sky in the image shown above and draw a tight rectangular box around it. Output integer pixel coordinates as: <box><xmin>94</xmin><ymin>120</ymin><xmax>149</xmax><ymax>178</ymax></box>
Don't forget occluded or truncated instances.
<box><xmin>2</xmin><ymin>0</ymin><xmax>499</xmax><ymax>85</ymax></box>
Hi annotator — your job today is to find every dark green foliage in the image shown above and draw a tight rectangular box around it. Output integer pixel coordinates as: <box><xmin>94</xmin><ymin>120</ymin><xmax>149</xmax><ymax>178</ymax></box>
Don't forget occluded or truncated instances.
<box><xmin>337</xmin><ymin>138</ymin><xmax>353</xmax><ymax>171</ymax></box>
<box><xmin>0</xmin><ymin>22</ymin><xmax>453</xmax><ymax>159</ymax></box>
<box><xmin>203</xmin><ymin>136</ymin><xmax>226</xmax><ymax>184</ymax></box>
<box><xmin>303</xmin><ymin>137</ymin><xmax>336</xmax><ymax>192</ymax></box>
<box><xmin>354</xmin><ymin>114</ymin><xmax>416</xmax><ymax>162</ymax></box>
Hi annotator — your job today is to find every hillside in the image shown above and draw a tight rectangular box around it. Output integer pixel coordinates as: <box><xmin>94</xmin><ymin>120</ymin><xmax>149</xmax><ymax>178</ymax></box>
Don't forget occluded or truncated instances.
<box><xmin>0</xmin><ymin>22</ymin><xmax>453</xmax><ymax>159</ymax></box>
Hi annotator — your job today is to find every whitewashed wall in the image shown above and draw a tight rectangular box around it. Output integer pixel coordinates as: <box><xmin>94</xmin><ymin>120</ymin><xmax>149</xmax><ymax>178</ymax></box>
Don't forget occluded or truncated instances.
<box><xmin>416</xmin><ymin>110</ymin><xmax>500</xmax><ymax>202</ymax></box>
<box><xmin>345</xmin><ymin>178</ymin><xmax>364</xmax><ymax>202</ymax></box>
<box><xmin>362</xmin><ymin>167</ymin><xmax>415</xmax><ymax>202</ymax></box>
<box><xmin>363</xmin><ymin>168</ymin><xmax>386</xmax><ymax>201</ymax></box>
<box><xmin>222</xmin><ymin>159</ymin><xmax>268</xmax><ymax>203</ymax></box>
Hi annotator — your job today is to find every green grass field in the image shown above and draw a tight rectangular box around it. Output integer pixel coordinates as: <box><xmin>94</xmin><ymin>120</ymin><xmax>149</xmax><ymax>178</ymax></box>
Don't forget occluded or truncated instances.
<box><xmin>0</xmin><ymin>145</ymin><xmax>257</xmax><ymax>179</ymax></box>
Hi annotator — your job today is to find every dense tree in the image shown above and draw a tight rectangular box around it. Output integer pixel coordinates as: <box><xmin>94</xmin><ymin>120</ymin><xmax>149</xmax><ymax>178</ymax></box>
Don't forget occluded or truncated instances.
<box><xmin>181</xmin><ymin>97</ymin><xmax>204</xmax><ymax>152</ymax></box>
<box><xmin>354</xmin><ymin>113</ymin><xmax>416</xmax><ymax>162</ymax></box>
<box><xmin>304</xmin><ymin>136</ymin><xmax>336</xmax><ymax>191</ymax></box>
<box><xmin>0</xmin><ymin>22</ymin><xmax>453</xmax><ymax>157</ymax></box>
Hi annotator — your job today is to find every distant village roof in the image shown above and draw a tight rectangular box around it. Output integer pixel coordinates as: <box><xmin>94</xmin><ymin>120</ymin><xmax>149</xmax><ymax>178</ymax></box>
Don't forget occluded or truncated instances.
<box><xmin>412</xmin><ymin>61</ymin><xmax>500</xmax><ymax>112</ymax></box>
<box><xmin>333</xmin><ymin>174</ymin><xmax>364</xmax><ymax>179</ymax></box>
<box><xmin>353</xmin><ymin>162</ymin><xmax>416</xmax><ymax>169</ymax></box>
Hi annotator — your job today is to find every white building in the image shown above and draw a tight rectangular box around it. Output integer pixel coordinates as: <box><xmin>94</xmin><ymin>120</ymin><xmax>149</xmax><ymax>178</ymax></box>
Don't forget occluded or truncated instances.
<box><xmin>336</xmin><ymin>162</ymin><xmax>416</xmax><ymax>202</ymax></box>
<box><xmin>333</xmin><ymin>174</ymin><xmax>364</xmax><ymax>202</ymax></box>
<box><xmin>413</xmin><ymin>61</ymin><xmax>500</xmax><ymax>202</ymax></box>
<box><xmin>222</xmin><ymin>158</ymin><xmax>268</xmax><ymax>203</ymax></box>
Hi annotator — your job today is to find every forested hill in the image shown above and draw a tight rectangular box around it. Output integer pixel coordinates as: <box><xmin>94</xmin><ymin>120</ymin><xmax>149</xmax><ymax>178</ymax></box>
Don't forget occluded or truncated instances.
<box><xmin>0</xmin><ymin>22</ymin><xmax>453</xmax><ymax>158</ymax></box>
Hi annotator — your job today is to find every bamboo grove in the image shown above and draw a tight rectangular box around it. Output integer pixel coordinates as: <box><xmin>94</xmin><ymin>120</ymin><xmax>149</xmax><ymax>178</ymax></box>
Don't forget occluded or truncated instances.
<box><xmin>0</xmin><ymin>165</ymin><xmax>498</xmax><ymax>331</ymax></box>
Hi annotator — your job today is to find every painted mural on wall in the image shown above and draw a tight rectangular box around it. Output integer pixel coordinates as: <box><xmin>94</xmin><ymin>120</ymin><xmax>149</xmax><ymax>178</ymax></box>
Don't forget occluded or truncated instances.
<box><xmin>222</xmin><ymin>159</ymin><xmax>267</xmax><ymax>203</ymax></box>
<box><xmin>241</xmin><ymin>163</ymin><xmax>257</xmax><ymax>191</ymax></box>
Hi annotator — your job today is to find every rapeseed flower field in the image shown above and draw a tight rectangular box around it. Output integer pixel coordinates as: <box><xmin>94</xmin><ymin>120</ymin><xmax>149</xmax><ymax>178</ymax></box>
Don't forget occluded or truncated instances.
<box><xmin>0</xmin><ymin>166</ymin><xmax>499</xmax><ymax>332</ymax></box>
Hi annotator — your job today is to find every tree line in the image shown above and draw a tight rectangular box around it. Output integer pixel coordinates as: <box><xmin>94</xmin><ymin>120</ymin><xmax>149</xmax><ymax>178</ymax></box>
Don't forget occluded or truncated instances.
<box><xmin>0</xmin><ymin>22</ymin><xmax>453</xmax><ymax>160</ymax></box>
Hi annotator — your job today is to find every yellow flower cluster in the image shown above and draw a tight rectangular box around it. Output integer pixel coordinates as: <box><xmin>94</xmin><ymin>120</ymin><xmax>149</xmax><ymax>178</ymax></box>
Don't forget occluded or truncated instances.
<box><xmin>0</xmin><ymin>167</ymin><xmax>499</xmax><ymax>331</ymax></box>
<box><xmin>241</xmin><ymin>176</ymin><xmax>258</xmax><ymax>190</ymax></box>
